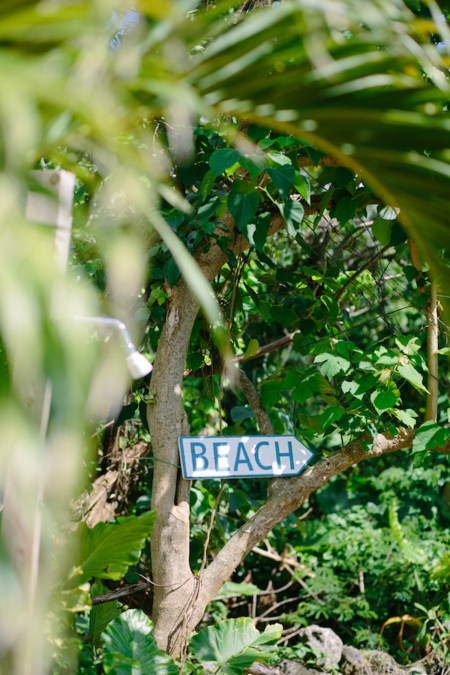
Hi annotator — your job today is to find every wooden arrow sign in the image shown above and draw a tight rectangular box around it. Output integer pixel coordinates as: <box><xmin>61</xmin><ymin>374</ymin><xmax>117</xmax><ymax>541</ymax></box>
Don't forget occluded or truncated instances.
<box><xmin>178</xmin><ymin>435</ymin><xmax>313</xmax><ymax>480</ymax></box>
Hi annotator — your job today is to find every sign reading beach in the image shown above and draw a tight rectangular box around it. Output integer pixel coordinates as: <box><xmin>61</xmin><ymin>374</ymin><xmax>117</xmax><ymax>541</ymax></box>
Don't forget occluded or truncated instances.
<box><xmin>178</xmin><ymin>435</ymin><xmax>314</xmax><ymax>480</ymax></box>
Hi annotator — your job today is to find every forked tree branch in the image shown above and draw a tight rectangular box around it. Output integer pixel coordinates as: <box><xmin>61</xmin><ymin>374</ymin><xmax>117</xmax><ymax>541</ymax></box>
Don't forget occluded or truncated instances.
<box><xmin>148</xmin><ymin>195</ymin><xmax>432</xmax><ymax>654</ymax></box>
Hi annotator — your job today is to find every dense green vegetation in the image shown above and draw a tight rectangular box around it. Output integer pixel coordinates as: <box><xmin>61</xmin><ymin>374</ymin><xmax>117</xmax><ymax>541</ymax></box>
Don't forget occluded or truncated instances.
<box><xmin>69</xmin><ymin>119</ymin><xmax>450</xmax><ymax>670</ymax></box>
<box><xmin>1</xmin><ymin>1</ymin><xmax>450</xmax><ymax>674</ymax></box>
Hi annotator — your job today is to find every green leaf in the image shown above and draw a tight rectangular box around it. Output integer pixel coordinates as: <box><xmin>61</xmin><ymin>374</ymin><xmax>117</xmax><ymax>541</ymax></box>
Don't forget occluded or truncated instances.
<box><xmin>239</xmin><ymin>154</ymin><xmax>266</xmax><ymax>177</ymax></box>
<box><xmin>227</xmin><ymin>190</ymin><xmax>259</xmax><ymax>232</ymax></box>
<box><xmin>241</xmin><ymin>212</ymin><xmax>271</xmax><ymax>252</ymax></box>
<box><xmin>270</xmin><ymin>305</ymin><xmax>297</xmax><ymax>328</ymax></box>
<box><xmin>139</xmin><ymin>400</ymin><xmax>149</xmax><ymax>433</ymax></box>
<box><xmin>413</xmin><ymin>451</ymin><xmax>429</xmax><ymax>469</ymax></box>
<box><xmin>216</xmin><ymin>582</ymin><xmax>261</xmax><ymax>597</ymax></box>
<box><xmin>375</xmin><ymin>350</ymin><xmax>399</xmax><ymax>366</ymax></box>
<box><xmin>336</xmin><ymin>167</ymin><xmax>353</xmax><ymax>188</ymax></box>
<box><xmin>260</xmin><ymin>379</ymin><xmax>284</xmax><ymax>407</ymax></box>
<box><xmin>395</xmin><ymin>336</ymin><xmax>421</xmax><ymax>355</ymax></box>
<box><xmin>69</xmin><ymin>512</ymin><xmax>156</xmax><ymax>586</ymax></box>
<box><xmin>298</xmin><ymin>319</ymin><xmax>315</xmax><ymax>335</ymax></box>
<box><xmin>315</xmin><ymin>353</ymin><xmax>351</xmax><ymax>379</ymax></box>
<box><xmin>291</xmin><ymin>384</ymin><xmax>312</xmax><ymax>404</ymax></box>
<box><xmin>372</xmin><ymin>218</ymin><xmax>392</xmax><ymax>245</ymax></box>
<box><xmin>412</xmin><ymin>421</ymin><xmax>450</xmax><ymax>454</ymax></box>
<box><xmin>394</xmin><ymin>408</ymin><xmax>418</xmax><ymax>428</ymax></box>
<box><xmin>163</xmin><ymin>258</ymin><xmax>181</xmax><ymax>287</ymax></box>
<box><xmin>103</xmin><ymin>610</ymin><xmax>177</xmax><ymax>675</ymax></box>
<box><xmin>370</xmin><ymin>389</ymin><xmax>398</xmax><ymax>413</ymax></box>
<box><xmin>60</xmin><ymin>583</ymin><xmax>91</xmax><ymax>613</ymax></box>
<box><xmin>432</xmin><ymin>552</ymin><xmax>450</xmax><ymax>581</ymax></box>
<box><xmin>283</xmin><ymin>370</ymin><xmax>301</xmax><ymax>390</ymax></box>
<box><xmin>267</xmin><ymin>165</ymin><xmax>295</xmax><ymax>199</ymax></box>
<box><xmin>267</xmin><ymin>152</ymin><xmax>292</xmax><ymax>166</ymax></box>
<box><xmin>148</xmin><ymin>213</ymin><xmax>223</xmax><ymax>330</ymax></box>
<box><xmin>403</xmin><ymin>265</ymin><xmax>420</xmax><ymax>282</ymax></box>
<box><xmin>278</xmin><ymin>200</ymin><xmax>304</xmax><ymax>237</ymax></box>
<box><xmin>390</xmin><ymin>221</ymin><xmax>408</xmax><ymax>246</ymax></box>
<box><xmin>247</xmin><ymin>125</ymin><xmax>269</xmax><ymax>141</ymax></box>
<box><xmin>389</xmin><ymin>502</ymin><xmax>428</xmax><ymax>565</ymax></box>
<box><xmin>115</xmin><ymin>402</ymin><xmax>137</xmax><ymax>427</ymax></box>
<box><xmin>341</xmin><ymin>380</ymin><xmax>359</xmax><ymax>396</ymax></box>
<box><xmin>198</xmin><ymin>194</ymin><xmax>222</xmax><ymax>226</ymax></box>
<box><xmin>190</xmin><ymin>617</ymin><xmax>282</xmax><ymax>675</ymax></box>
<box><xmin>200</xmin><ymin>169</ymin><xmax>216</xmax><ymax>200</ymax></box>
<box><xmin>293</xmin><ymin>172</ymin><xmax>310</xmax><ymax>203</ymax></box>
<box><xmin>244</xmin><ymin>282</ymin><xmax>260</xmax><ymax>307</ymax></box>
<box><xmin>244</xmin><ymin>338</ymin><xmax>259</xmax><ymax>359</ymax></box>
<box><xmin>397</xmin><ymin>363</ymin><xmax>428</xmax><ymax>393</ymax></box>
<box><xmin>334</xmin><ymin>196</ymin><xmax>356</xmax><ymax>225</ymax></box>
<box><xmin>320</xmin><ymin>406</ymin><xmax>343</xmax><ymax>431</ymax></box>
<box><xmin>304</xmin><ymin>147</ymin><xmax>322</xmax><ymax>166</ymax></box>
<box><xmin>210</xmin><ymin>148</ymin><xmax>241</xmax><ymax>176</ymax></box>
<box><xmin>89</xmin><ymin>583</ymin><xmax>120</xmax><ymax>645</ymax></box>
<box><xmin>230</xmin><ymin>406</ymin><xmax>255</xmax><ymax>422</ymax></box>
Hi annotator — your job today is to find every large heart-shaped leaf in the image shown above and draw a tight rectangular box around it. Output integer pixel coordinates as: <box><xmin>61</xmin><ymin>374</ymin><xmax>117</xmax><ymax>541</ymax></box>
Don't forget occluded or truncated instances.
<box><xmin>68</xmin><ymin>511</ymin><xmax>156</xmax><ymax>587</ymax></box>
<box><xmin>89</xmin><ymin>582</ymin><xmax>120</xmax><ymax>645</ymax></box>
<box><xmin>267</xmin><ymin>165</ymin><xmax>295</xmax><ymax>199</ymax></box>
<box><xmin>190</xmin><ymin>617</ymin><xmax>282</xmax><ymax>675</ymax></box>
<box><xmin>227</xmin><ymin>190</ymin><xmax>259</xmax><ymax>232</ymax></box>
<box><xmin>210</xmin><ymin>148</ymin><xmax>241</xmax><ymax>176</ymax></box>
<box><xmin>278</xmin><ymin>200</ymin><xmax>304</xmax><ymax>237</ymax></box>
<box><xmin>102</xmin><ymin>610</ymin><xmax>177</xmax><ymax>675</ymax></box>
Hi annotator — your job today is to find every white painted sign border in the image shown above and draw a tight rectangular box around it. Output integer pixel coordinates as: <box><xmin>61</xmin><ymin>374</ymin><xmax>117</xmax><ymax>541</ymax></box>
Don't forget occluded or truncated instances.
<box><xmin>178</xmin><ymin>435</ymin><xmax>314</xmax><ymax>480</ymax></box>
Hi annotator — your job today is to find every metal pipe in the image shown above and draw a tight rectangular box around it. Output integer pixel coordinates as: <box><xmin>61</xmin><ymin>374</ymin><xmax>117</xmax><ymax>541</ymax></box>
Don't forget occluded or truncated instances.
<box><xmin>74</xmin><ymin>316</ymin><xmax>152</xmax><ymax>379</ymax></box>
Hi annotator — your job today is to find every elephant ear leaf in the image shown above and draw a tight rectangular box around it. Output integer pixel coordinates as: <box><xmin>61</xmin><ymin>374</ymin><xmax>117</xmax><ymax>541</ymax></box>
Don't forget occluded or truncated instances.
<box><xmin>102</xmin><ymin>609</ymin><xmax>178</xmax><ymax>675</ymax></box>
<box><xmin>89</xmin><ymin>582</ymin><xmax>120</xmax><ymax>645</ymax></box>
<box><xmin>67</xmin><ymin>511</ymin><xmax>156</xmax><ymax>587</ymax></box>
<box><xmin>190</xmin><ymin>617</ymin><xmax>282</xmax><ymax>675</ymax></box>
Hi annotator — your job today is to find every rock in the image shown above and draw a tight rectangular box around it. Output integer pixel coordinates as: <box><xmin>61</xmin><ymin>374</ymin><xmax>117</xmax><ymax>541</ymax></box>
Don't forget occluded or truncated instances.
<box><xmin>408</xmin><ymin>665</ymin><xmax>427</xmax><ymax>675</ymax></box>
<box><xmin>278</xmin><ymin>660</ymin><xmax>322</xmax><ymax>675</ymax></box>
<box><xmin>363</xmin><ymin>650</ymin><xmax>407</xmax><ymax>674</ymax></box>
<box><xmin>246</xmin><ymin>663</ymin><xmax>284</xmax><ymax>675</ymax></box>
<box><xmin>340</xmin><ymin>646</ymin><xmax>367</xmax><ymax>674</ymax></box>
<box><xmin>298</xmin><ymin>625</ymin><xmax>343</xmax><ymax>670</ymax></box>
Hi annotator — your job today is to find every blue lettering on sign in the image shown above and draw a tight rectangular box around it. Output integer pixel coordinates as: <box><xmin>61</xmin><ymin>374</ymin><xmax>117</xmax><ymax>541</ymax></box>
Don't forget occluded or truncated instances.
<box><xmin>234</xmin><ymin>442</ymin><xmax>253</xmax><ymax>472</ymax></box>
<box><xmin>254</xmin><ymin>441</ymin><xmax>271</xmax><ymax>471</ymax></box>
<box><xmin>191</xmin><ymin>442</ymin><xmax>208</xmax><ymax>471</ymax></box>
<box><xmin>275</xmin><ymin>441</ymin><xmax>294</xmax><ymax>470</ymax></box>
<box><xmin>213</xmin><ymin>442</ymin><xmax>230</xmax><ymax>472</ymax></box>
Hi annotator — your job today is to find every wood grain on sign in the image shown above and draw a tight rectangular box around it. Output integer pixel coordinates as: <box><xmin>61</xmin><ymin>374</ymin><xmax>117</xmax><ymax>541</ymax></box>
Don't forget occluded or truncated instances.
<box><xmin>178</xmin><ymin>435</ymin><xmax>313</xmax><ymax>479</ymax></box>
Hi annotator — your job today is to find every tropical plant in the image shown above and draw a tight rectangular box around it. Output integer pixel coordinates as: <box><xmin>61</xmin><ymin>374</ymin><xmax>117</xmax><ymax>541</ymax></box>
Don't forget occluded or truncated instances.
<box><xmin>1</xmin><ymin>1</ymin><xmax>450</xmax><ymax>674</ymax></box>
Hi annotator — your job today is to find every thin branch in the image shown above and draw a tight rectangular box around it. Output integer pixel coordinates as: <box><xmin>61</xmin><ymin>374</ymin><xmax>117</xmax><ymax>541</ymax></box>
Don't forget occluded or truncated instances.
<box><xmin>297</xmin><ymin>153</ymin><xmax>351</xmax><ymax>168</ymax></box>
<box><xmin>233</xmin><ymin>367</ymin><xmax>274</xmax><ymax>435</ymax></box>
<box><xmin>91</xmin><ymin>582</ymin><xmax>152</xmax><ymax>605</ymax></box>
<box><xmin>335</xmin><ymin>244</ymin><xmax>390</xmax><ymax>302</ymax></box>
<box><xmin>232</xmin><ymin>305</ymin><xmax>412</xmax><ymax>365</ymax></box>
<box><xmin>255</xmin><ymin>597</ymin><xmax>299</xmax><ymax>622</ymax></box>
<box><xmin>186</xmin><ymin>304</ymin><xmax>414</xmax><ymax>379</ymax></box>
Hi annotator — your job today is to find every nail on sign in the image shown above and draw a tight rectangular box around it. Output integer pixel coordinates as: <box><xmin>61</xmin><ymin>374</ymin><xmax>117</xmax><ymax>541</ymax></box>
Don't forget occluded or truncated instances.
<box><xmin>178</xmin><ymin>435</ymin><xmax>313</xmax><ymax>479</ymax></box>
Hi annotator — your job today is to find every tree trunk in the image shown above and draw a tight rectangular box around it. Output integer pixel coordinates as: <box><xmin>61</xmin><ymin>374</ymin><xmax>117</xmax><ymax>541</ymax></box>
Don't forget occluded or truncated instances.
<box><xmin>146</xmin><ymin>212</ymin><xmax>439</xmax><ymax>657</ymax></box>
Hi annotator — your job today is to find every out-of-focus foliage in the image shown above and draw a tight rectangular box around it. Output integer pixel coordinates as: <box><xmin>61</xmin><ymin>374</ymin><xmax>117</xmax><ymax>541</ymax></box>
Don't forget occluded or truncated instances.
<box><xmin>1</xmin><ymin>0</ymin><xmax>450</xmax><ymax>673</ymax></box>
